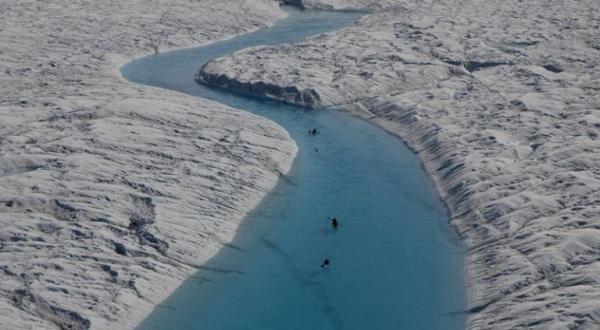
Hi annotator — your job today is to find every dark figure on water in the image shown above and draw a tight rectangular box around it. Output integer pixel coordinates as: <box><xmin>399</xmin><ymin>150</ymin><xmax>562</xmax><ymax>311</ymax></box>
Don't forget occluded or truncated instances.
<box><xmin>321</xmin><ymin>257</ymin><xmax>330</xmax><ymax>268</ymax></box>
<box><xmin>331</xmin><ymin>217</ymin><xmax>339</xmax><ymax>229</ymax></box>
<box><xmin>309</xmin><ymin>128</ymin><xmax>317</xmax><ymax>135</ymax></box>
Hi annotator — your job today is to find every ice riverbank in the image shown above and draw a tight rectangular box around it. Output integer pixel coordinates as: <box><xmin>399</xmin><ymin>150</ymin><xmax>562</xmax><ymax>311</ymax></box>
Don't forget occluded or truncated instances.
<box><xmin>198</xmin><ymin>0</ymin><xmax>600</xmax><ymax>328</ymax></box>
<box><xmin>0</xmin><ymin>1</ymin><xmax>297</xmax><ymax>329</ymax></box>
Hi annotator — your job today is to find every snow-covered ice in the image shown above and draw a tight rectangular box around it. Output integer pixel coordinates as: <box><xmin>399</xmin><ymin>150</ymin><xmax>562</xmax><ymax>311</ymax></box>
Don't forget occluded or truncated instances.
<box><xmin>0</xmin><ymin>1</ymin><xmax>297</xmax><ymax>329</ymax></box>
<box><xmin>2</xmin><ymin>0</ymin><xmax>599</xmax><ymax>328</ymax></box>
<box><xmin>199</xmin><ymin>0</ymin><xmax>600</xmax><ymax>328</ymax></box>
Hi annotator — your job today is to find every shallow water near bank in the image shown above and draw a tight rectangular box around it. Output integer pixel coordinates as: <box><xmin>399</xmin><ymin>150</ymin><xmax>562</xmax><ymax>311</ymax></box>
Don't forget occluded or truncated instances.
<box><xmin>122</xmin><ymin>6</ymin><xmax>466</xmax><ymax>330</ymax></box>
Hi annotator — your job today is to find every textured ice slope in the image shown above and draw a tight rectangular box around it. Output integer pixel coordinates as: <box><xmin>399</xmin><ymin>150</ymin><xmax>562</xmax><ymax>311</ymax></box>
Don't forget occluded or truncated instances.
<box><xmin>199</xmin><ymin>0</ymin><xmax>600</xmax><ymax>328</ymax></box>
<box><xmin>0</xmin><ymin>1</ymin><xmax>297</xmax><ymax>329</ymax></box>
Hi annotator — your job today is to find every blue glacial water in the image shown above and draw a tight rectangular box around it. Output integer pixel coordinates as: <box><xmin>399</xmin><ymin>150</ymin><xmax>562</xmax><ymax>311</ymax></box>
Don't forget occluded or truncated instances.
<box><xmin>122</xmin><ymin>6</ymin><xmax>466</xmax><ymax>330</ymax></box>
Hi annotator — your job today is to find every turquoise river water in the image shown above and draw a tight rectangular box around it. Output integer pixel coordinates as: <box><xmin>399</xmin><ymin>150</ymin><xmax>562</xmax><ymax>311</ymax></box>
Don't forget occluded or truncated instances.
<box><xmin>122</xmin><ymin>6</ymin><xmax>466</xmax><ymax>330</ymax></box>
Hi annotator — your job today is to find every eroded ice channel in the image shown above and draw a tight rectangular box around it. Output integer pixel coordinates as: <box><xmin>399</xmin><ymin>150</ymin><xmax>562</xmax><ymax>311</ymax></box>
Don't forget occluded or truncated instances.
<box><xmin>122</xmin><ymin>6</ymin><xmax>466</xmax><ymax>330</ymax></box>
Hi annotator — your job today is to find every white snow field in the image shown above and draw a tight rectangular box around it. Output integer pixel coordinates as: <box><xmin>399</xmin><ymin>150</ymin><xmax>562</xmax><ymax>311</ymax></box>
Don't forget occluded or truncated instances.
<box><xmin>199</xmin><ymin>0</ymin><xmax>600</xmax><ymax>329</ymax></box>
<box><xmin>0</xmin><ymin>1</ymin><xmax>297</xmax><ymax>329</ymax></box>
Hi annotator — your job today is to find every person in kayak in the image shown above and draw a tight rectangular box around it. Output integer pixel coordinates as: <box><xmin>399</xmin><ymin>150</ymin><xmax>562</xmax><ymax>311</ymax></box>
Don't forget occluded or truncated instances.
<box><xmin>321</xmin><ymin>257</ymin><xmax>330</xmax><ymax>268</ymax></box>
<box><xmin>331</xmin><ymin>217</ymin><xmax>339</xmax><ymax>229</ymax></box>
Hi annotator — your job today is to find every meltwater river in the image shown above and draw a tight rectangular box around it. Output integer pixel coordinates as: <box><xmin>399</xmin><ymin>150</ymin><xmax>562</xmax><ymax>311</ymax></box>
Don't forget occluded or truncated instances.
<box><xmin>122</xmin><ymin>6</ymin><xmax>466</xmax><ymax>330</ymax></box>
